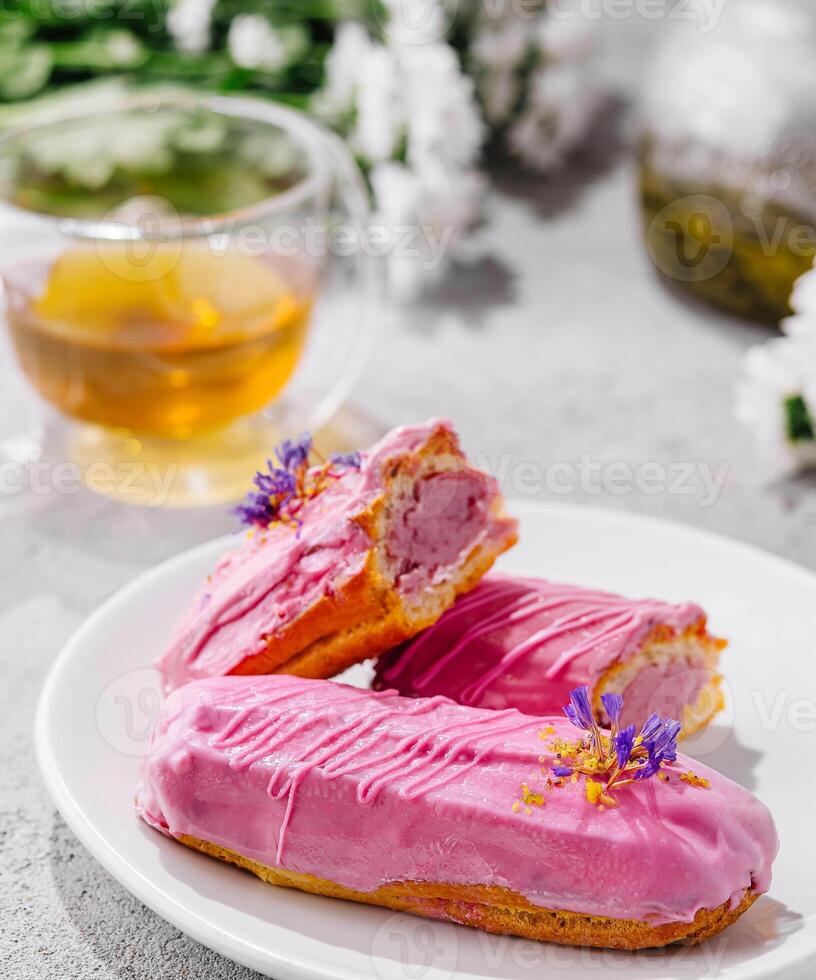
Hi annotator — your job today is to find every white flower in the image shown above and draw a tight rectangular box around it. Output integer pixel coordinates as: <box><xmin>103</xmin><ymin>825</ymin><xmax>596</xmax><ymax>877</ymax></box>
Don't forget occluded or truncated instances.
<box><xmin>466</xmin><ymin>1</ymin><xmax>598</xmax><ymax>169</ymax></box>
<box><xmin>352</xmin><ymin>45</ymin><xmax>405</xmax><ymax>164</ymax></box>
<box><xmin>786</xmin><ymin>263</ymin><xmax>816</xmax><ymax>337</ymax></box>
<box><xmin>370</xmin><ymin>161</ymin><xmax>484</xmax><ymax>301</ymax></box>
<box><xmin>399</xmin><ymin>42</ymin><xmax>483</xmax><ymax>174</ymax></box>
<box><xmin>470</xmin><ymin>20</ymin><xmax>529</xmax><ymax>126</ymax></box>
<box><xmin>507</xmin><ymin>6</ymin><xmax>599</xmax><ymax>172</ymax></box>
<box><xmin>372</xmin><ymin>41</ymin><xmax>483</xmax><ymax>298</ymax></box>
<box><xmin>317</xmin><ymin>26</ymin><xmax>482</xmax><ymax>172</ymax></box>
<box><xmin>736</xmin><ymin>334</ymin><xmax>816</xmax><ymax>474</ymax></box>
<box><xmin>313</xmin><ymin>26</ymin><xmax>484</xmax><ymax>298</ymax></box>
<box><xmin>227</xmin><ymin>15</ymin><xmax>289</xmax><ymax>72</ymax></box>
<box><xmin>313</xmin><ymin>25</ymin><xmax>404</xmax><ymax>162</ymax></box>
<box><xmin>103</xmin><ymin>30</ymin><xmax>144</xmax><ymax>67</ymax></box>
<box><xmin>312</xmin><ymin>22</ymin><xmax>371</xmax><ymax>122</ymax></box>
<box><xmin>507</xmin><ymin>63</ymin><xmax>597</xmax><ymax>171</ymax></box>
<box><xmin>538</xmin><ymin>2</ymin><xmax>595</xmax><ymax>62</ymax></box>
<box><xmin>378</xmin><ymin>0</ymin><xmax>454</xmax><ymax>46</ymax></box>
<box><xmin>167</xmin><ymin>0</ymin><xmax>217</xmax><ymax>55</ymax></box>
<box><xmin>470</xmin><ymin>20</ymin><xmax>528</xmax><ymax>70</ymax></box>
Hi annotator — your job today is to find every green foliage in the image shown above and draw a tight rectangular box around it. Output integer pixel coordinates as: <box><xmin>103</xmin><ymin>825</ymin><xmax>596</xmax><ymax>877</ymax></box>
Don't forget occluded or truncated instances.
<box><xmin>0</xmin><ymin>0</ymin><xmax>374</xmax><ymax>105</ymax></box>
<box><xmin>785</xmin><ymin>395</ymin><xmax>816</xmax><ymax>444</ymax></box>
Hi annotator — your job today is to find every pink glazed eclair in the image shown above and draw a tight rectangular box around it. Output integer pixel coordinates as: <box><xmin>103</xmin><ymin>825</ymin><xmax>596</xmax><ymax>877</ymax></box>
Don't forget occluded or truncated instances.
<box><xmin>157</xmin><ymin>420</ymin><xmax>517</xmax><ymax>687</ymax></box>
<box><xmin>373</xmin><ymin>575</ymin><xmax>726</xmax><ymax>737</ymax></box>
<box><xmin>136</xmin><ymin>676</ymin><xmax>777</xmax><ymax>949</ymax></box>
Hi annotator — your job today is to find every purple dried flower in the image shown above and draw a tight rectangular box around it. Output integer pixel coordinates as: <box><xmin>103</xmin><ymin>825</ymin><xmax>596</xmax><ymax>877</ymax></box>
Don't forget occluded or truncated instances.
<box><xmin>275</xmin><ymin>432</ymin><xmax>312</xmax><ymax>472</ymax></box>
<box><xmin>235</xmin><ymin>459</ymin><xmax>298</xmax><ymax>529</ymax></box>
<box><xmin>233</xmin><ymin>490</ymin><xmax>279</xmax><ymax>528</ymax></box>
<box><xmin>643</xmin><ymin>717</ymin><xmax>681</xmax><ymax>764</ymax></box>
<box><xmin>330</xmin><ymin>451</ymin><xmax>362</xmax><ymax>470</ymax></box>
<box><xmin>613</xmin><ymin>724</ymin><xmax>637</xmax><ymax>770</ymax></box>
<box><xmin>633</xmin><ymin>717</ymin><xmax>681</xmax><ymax>779</ymax></box>
<box><xmin>550</xmin><ymin>689</ymin><xmax>690</xmax><ymax>804</ymax></box>
<box><xmin>562</xmin><ymin>686</ymin><xmax>595</xmax><ymax>732</ymax></box>
<box><xmin>639</xmin><ymin>713</ymin><xmax>663</xmax><ymax>742</ymax></box>
<box><xmin>234</xmin><ymin>432</ymin><xmax>364</xmax><ymax>531</ymax></box>
<box><xmin>633</xmin><ymin>756</ymin><xmax>662</xmax><ymax>781</ymax></box>
<box><xmin>601</xmin><ymin>692</ymin><xmax>624</xmax><ymax>729</ymax></box>
<box><xmin>254</xmin><ymin>465</ymin><xmax>296</xmax><ymax>498</ymax></box>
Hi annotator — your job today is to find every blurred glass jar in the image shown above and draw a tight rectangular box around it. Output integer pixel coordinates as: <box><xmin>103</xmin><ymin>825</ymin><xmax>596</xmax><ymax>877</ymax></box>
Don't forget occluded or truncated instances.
<box><xmin>638</xmin><ymin>0</ymin><xmax>816</xmax><ymax>323</ymax></box>
<box><xmin>0</xmin><ymin>95</ymin><xmax>375</xmax><ymax>504</ymax></box>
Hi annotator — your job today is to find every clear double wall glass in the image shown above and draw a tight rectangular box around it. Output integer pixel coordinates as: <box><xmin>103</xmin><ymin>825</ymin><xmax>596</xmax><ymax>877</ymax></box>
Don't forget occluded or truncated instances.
<box><xmin>0</xmin><ymin>94</ymin><xmax>376</xmax><ymax>505</ymax></box>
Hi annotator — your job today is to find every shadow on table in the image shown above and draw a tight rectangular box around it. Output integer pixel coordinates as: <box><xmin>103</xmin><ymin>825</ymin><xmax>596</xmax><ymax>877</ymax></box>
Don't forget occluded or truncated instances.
<box><xmin>403</xmin><ymin>97</ymin><xmax>630</xmax><ymax>334</ymax></box>
<box><xmin>411</xmin><ymin>255</ymin><xmax>518</xmax><ymax>333</ymax></box>
<box><xmin>489</xmin><ymin>95</ymin><xmax>630</xmax><ymax>222</ymax></box>
<box><xmin>643</xmin><ymin>265</ymin><xmax>781</xmax><ymax>341</ymax></box>
<box><xmin>680</xmin><ymin>723</ymin><xmax>764</xmax><ymax>791</ymax></box>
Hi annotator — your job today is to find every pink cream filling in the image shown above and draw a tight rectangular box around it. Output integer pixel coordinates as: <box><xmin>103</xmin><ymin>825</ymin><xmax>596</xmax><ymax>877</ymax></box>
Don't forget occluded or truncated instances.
<box><xmin>136</xmin><ymin>676</ymin><xmax>778</xmax><ymax>927</ymax></box>
<box><xmin>387</xmin><ymin>470</ymin><xmax>493</xmax><ymax>592</ymax></box>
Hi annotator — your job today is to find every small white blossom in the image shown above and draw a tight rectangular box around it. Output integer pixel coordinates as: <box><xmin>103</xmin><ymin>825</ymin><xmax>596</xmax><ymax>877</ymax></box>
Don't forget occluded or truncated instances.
<box><xmin>736</xmin><ymin>334</ymin><xmax>816</xmax><ymax>474</ymax></box>
<box><xmin>786</xmin><ymin>263</ymin><xmax>816</xmax><ymax>337</ymax></box>
<box><xmin>507</xmin><ymin>63</ymin><xmax>596</xmax><ymax>171</ymax></box>
<box><xmin>538</xmin><ymin>3</ymin><xmax>595</xmax><ymax>62</ymax></box>
<box><xmin>104</xmin><ymin>30</ymin><xmax>144</xmax><ymax>67</ymax></box>
<box><xmin>312</xmin><ymin>22</ymin><xmax>371</xmax><ymax>122</ymax></box>
<box><xmin>378</xmin><ymin>0</ymin><xmax>455</xmax><ymax>46</ymax></box>
<box><xmin>313</xmin><ymin>24</ymin><xmax>405</xmax><ymax>162</ymax></box>
<box><xmin>227</xmin><ymin>15</ymin><xmax>289</xmax><ymax>72</ymax></box>
<box><xmin>399</xmin><ymin>42</ymin><xmax>483</xmax><ymax>174</ymax></box>
<box><xmin>167</xmin><ymin>0</ymin><xmax>217</xmax><ymax>55</ymax></box>
<box><xmin>313</xmin><ymin>26</ymin><xmax>484</xmax><ymax>298</ymax></box>
<box><xmin>466</xmin><ymin>0</ymin><xmax>597</xmax><ymax>170</ymax></box>
<box><xmin>352</xmin><ymin>45</ymin><xmax>405</xmax><ymax>164</ymax></box>
<box><xmin>370</xmin><ymin>161</ymin><xmax>484</xmax><ymax>301</ymax></box>
<box><xmin>470</xmin><ymin>20</ymin><xmax>528</xmax><ymax>125</ymax></box>
<box><xmin>470</xmin><ymin>20</ymin><xmax>528</xmax><ymax>70</ymax></box>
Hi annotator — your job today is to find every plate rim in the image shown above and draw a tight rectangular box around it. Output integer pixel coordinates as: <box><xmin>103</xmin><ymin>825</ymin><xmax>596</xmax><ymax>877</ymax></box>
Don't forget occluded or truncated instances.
<box><xmin>35</xmin><ymin>500</ymin><xmax>816</xmax><ymax>980</ymax></box>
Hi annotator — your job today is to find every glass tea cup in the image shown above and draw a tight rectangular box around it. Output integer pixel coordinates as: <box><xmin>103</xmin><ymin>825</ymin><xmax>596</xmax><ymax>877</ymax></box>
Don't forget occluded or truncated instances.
<box><xmin>0</xmin><ymin>94</ymin><xmax>376</xmax><ymax>506</ymax></box>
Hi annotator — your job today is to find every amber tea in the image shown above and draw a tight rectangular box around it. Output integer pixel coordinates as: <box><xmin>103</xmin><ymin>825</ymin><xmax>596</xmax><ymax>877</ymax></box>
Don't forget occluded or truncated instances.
<box><xmin>4</xmin><ymin>243</ymin><xmax>314</xmax><ymax>438</ymax></box>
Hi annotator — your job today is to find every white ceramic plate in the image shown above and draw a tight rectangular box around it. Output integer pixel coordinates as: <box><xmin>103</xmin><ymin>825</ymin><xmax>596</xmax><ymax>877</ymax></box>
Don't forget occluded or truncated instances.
<box><xmin>36</xmin><ymin>502</ymin><xmax>816</xmax><ymax>980</ymax></box>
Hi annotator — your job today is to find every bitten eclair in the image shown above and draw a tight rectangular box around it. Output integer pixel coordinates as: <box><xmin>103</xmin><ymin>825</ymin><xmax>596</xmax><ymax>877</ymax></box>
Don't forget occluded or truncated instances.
<box><xmin>158</xmin><ymin>420</ymin><xmax>517</xmax><ymax>687</ymax></box>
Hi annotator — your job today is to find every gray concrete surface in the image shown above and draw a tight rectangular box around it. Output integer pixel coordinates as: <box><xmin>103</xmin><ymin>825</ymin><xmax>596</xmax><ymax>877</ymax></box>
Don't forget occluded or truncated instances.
<box><xmin>4</xmin><ymin>119</ymin><xmax>815</xmax><ymax>978</ymax></box>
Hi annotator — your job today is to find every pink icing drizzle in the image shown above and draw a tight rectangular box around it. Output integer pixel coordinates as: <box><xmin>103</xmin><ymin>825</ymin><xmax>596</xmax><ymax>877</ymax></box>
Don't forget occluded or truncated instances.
<box><xmin>137</xmin><ymin>675</ymin><xmax>777</xmax><ymax>925</ymax></box>
<box><xmin>374</xmin><ymin>575</ymin><xmax>708</xmax><ymax>718</ymax></box>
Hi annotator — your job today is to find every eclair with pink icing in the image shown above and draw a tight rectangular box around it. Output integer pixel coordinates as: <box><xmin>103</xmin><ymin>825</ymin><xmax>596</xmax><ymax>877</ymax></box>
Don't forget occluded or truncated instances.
<box><xmin>136</xmin><ymin>676</ymin><xmax>777</xmax><ymax>949</ymax></box>
<box><xmin>157</xmin><ymin>420</ymin><xmax>517</xmax><ymax>687</ymax></box>
<box><xmin>373</xmin><ymin>574</ymin><xmax>725</xmax><ymax>737</ymax></box>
